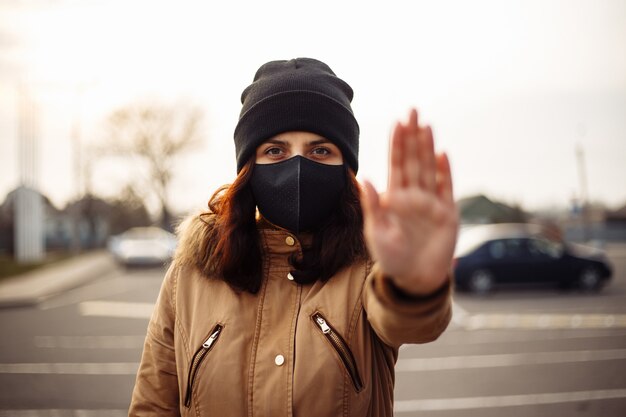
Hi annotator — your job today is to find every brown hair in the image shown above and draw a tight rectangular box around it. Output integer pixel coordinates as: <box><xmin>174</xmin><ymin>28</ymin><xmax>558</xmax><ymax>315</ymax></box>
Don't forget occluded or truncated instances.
<box><xmin>193</xmin><ymin>159</ymin><xmax>367</xmax><ymax>293</ymax></box>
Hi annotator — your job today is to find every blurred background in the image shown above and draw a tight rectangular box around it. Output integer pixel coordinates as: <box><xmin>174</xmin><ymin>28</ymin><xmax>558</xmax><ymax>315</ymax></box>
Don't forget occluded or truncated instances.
<box><xmin>0</xmin><ymin>0</ymin><xmax>625</xmax><ymax>416</ymax></box>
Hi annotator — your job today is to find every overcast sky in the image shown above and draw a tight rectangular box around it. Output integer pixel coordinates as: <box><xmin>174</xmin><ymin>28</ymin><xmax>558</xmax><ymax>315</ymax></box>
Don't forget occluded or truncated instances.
<box><xmin>1</xmin><ymin>0</ymin><xmax>625</xmax><ymax>216</ymax></box>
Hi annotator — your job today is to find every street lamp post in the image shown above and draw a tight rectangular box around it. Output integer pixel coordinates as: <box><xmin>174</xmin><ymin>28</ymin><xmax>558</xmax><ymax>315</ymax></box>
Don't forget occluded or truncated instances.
<box><xmin>15</xmin><ymin>84</ymin><xmax>45</xmax><ymax>263</ymax></box>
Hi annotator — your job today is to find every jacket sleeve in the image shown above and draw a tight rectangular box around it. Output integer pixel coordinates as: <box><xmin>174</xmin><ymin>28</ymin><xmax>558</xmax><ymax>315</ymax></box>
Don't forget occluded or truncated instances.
<box><xmin>129</xmin><ymin>264</ymin><xmax>181</xmax><ymax>416</ymax></box>
<box><xmin>362</xmin><ymin>262</ymin><xmax>453</xmax><ymax>349</ymax></box>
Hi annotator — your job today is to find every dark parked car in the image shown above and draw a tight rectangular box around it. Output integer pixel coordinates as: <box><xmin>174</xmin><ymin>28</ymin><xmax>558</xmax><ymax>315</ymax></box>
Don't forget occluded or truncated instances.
<box><xmin>453</xmin><ymin>223</ymin><xmax>613</xmax><ymax>294</ymax></box>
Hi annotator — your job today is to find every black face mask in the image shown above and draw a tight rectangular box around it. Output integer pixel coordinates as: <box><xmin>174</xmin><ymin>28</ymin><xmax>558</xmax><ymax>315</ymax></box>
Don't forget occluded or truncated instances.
<box><xmin>250</xmin><ymin>156</ymin><xmax>346</xmax><ymax>234</ymax></box>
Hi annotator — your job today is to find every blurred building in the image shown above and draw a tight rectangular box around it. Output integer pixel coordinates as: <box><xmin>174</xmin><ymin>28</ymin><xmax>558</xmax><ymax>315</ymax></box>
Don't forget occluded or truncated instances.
<box><xmin>61</xmin><ymin>195</ymin><xmax>115</xmax><ymax>250</ymax></box>
<box><xmin>530</xmin><ymin>202</ymin><xmax>626</xmax><ymax>244</ymax></box>
<box><xmin>0</xmin><ymin>188</ymin><xmax>152</xmax><ymax>255</ymax></box>
<box><xmin>457</xmin><ymin>194</ymin><xmax>528</xmax><ymax>225</ymax></box>
<box><xmin>457</xmin><ymin>194</ymin><xmax>626</xmax><ymax>244</ymax></box>
<box><xmin>606</xmin><ymin>204</ymin><xmax>626</xmax><ymax>226</ymax></box>
<box><xmin>563</xmin><ymin>202</ymin><xmax>626</xmax><ymax>243</ymax></box>
<box><xmin>0</xmin><ymin>187</ymin><xmax>57</xmax><ymax>256</ymax></box>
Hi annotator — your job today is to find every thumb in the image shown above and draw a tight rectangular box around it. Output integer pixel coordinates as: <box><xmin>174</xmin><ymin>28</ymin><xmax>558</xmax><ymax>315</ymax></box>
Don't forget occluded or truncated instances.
<box><xmin>359</xmin><ymin>179</ymin><xmax>380</xmax><ymax>222</ymax></box>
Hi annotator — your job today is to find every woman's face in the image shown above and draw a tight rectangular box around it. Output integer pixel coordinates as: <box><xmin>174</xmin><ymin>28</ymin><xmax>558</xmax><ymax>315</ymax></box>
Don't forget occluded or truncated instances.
<box><xmin>255</xmin><ymin>131</ymin><xmax>343</xmax><ymax>165</ymax></box>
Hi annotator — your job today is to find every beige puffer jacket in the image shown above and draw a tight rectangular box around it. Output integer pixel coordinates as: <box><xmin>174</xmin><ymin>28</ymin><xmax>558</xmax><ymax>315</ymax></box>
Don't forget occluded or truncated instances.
<box><xmin>129</xmin><ymin>216</ymin><xmax>452</xmax><ymax>417</ymax></box>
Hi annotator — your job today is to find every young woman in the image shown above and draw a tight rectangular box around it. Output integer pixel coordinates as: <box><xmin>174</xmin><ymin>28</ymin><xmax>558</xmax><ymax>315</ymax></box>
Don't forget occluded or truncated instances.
<box><xmin>129</xmin><ymin>57</ymin><xmax>458</xmax><ymax>417</ymax></box>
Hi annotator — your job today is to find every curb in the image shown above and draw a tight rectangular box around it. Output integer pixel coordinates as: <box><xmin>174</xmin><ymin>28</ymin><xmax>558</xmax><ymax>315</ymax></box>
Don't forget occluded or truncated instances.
<box><xmin>0</xmin><ymin>250</ymin><xmax>118</xmax><ymax>308</ymax></box>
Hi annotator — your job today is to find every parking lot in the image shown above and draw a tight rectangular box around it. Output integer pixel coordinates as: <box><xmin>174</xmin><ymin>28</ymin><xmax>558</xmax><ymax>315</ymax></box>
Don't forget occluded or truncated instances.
<box><xmin>0</xmin><ymin>244</ymin><xmax>624</xmax><ymax>416</ymax></box>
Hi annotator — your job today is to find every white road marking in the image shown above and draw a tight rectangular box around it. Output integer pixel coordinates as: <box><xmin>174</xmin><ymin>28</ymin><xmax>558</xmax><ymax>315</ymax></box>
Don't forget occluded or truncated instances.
<box><xmin>34</xmin><ymin>335</ymin><xmax>145</xmax><ymax>349</ymax></box>
<box><xmin>394</xmin><ymin>388</ymin><xmax>626</xmax><ymax>412</ymax></box>
<box><xmin>396</xmin><ymin>348</ymin><xmax>626</xmax><ymax>371</ymax></box>
<box><xmin>462</xmin><ymin>313</ymin><xmax>626</xmax><ymax>330</ymax></box>
<box><xmin>0</xmin><ymin>362</ymin><xmax>139</xmax><ymax>375</ymax></box>
<box><xmin>451</xmin><ymin>301</ymin><xmax>469</xmax><ymax>326</ymax></box>
<box><xmin>0</xmin><ymin>410</ymin><xmax>127</xmax><ymax>417</ymax></box>
<box><xmin>78</xmin><ymin>301</ymin><xmax>154</xmax><ymax>319</ymax></box>
<box><xmin>430</xmin><ymin>328</ymin><xmax>626</xmax><ymax>346</ymax></box>
<box><xmin>75</xmin><ymin>296</ymin><xmax>625</xmax><ymax>331</ymax></box>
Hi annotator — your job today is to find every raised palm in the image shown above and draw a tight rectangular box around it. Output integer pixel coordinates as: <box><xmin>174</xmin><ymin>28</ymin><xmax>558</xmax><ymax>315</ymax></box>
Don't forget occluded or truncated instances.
<box><xmin>360</xmin><ymin>109</ymin><xmax>458</xmax><ymax>296</ymax></box>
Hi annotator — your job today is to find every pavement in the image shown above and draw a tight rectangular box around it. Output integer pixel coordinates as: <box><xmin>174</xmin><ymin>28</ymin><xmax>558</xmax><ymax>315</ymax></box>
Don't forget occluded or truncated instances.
<box><xmin>0</xmin><ymin>250</ymin><xmax>117</xmax><ymax>308</ymax></box>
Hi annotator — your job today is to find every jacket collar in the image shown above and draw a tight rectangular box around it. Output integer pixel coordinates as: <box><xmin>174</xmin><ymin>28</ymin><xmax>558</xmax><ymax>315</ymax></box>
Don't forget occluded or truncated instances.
<box><xmin>257</xmin><ymin>217</ymin><xmax>313</xmax><ymax>256</ymax></box>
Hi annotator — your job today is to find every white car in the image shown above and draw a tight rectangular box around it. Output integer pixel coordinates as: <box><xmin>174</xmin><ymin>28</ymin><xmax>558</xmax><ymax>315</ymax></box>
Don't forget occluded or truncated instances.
<box><xmin>108</xmin><ymin>227</ymin><xmax>177</xmax><ymax>267</ymax></box>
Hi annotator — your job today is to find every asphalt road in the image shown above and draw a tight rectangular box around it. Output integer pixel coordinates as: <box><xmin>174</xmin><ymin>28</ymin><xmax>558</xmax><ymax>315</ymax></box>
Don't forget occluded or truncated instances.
<box><xmin>1</xmin><ymin>244</ymin><xmax>625</xmax><ymax>416</ymax></box>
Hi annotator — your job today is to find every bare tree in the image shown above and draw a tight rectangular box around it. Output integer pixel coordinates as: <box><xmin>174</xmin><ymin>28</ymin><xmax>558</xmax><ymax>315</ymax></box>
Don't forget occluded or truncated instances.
<box><xmin>107</xmin><ymin>185</ymin><xmax>152</xmax><ymax>235</ymax></box>
<box><xmin>103</xmin><ymin>101</ymin><xmax>204</xmax><ymax>231</ymax></box>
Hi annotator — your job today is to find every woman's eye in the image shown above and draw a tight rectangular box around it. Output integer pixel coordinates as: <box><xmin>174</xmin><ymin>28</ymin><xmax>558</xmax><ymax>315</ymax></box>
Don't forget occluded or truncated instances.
<box><xmin>265</xmin><ymin>147</ymin><xmax>283</xmax><ymax>156</ymax></box>
<box><xmin>311</xmin><ymin>147</ymin><xmax>331</xmax><ymax>156</ymax></box>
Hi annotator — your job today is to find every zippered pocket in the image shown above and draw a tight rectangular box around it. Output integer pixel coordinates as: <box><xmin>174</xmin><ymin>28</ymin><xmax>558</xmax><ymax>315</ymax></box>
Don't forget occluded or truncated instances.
<box><xmin>184</xmin><ymin>323</ymin><xmax>223</xmax><ymax>408</ymax></box>
<box><xmin>311</xmin><ymin>312</ymin><xmax>364</xmax><ymax>392</ymax></box>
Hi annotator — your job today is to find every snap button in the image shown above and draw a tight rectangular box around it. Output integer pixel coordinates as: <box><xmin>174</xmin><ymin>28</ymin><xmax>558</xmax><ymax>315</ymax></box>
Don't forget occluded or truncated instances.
<box><xmin>275</xmin><ymin>354</ymin><xmax>285</xmax><ymax>366</ymax></box>
<box><xmin>285</xmin><ymin>236</ymin><xmax>295</xmax><ymax>246</ymax></box>
<box><xmin>287</xmin><ymin>273</ymin><xmax>294</xmax><ymax>281</ymax></box>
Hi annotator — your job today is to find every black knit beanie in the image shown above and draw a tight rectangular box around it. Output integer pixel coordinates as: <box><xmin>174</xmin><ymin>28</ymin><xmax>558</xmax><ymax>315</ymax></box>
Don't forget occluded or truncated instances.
<box><xmin>234</xmin><ymin>58</ymin><xmax>360</xmax><ymax>173</ymax></box>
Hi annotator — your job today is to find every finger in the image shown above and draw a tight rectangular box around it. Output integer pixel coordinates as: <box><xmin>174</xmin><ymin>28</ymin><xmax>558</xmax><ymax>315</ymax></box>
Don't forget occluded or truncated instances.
<box><xmin>404</xmin><ymin>108</ymin><xmax>420</xmax><ymax>188</ymax></box>
<box><xmin>419</xmin><ymin>125</ymin><xmax>437</xmax><ymax>192</ymax></box>
<box><xmin>388</xmin><ymin>122</ymin><xmax>405</xmax><ymax>190</ymax></box>
<box><xmin>436</xmin><ymin>152</ymin><xmax>455</xmax><ymax>206</ymax></box>
<box><xmin>409</xmin><ymin>107</ymin><xmax>418</xmax><ymax>125</ymax></box>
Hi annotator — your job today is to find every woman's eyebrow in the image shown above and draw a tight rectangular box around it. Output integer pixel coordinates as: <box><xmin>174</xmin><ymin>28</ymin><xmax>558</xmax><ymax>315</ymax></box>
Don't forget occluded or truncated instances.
<box><xmin>308</xmin><ymin>139</ymin><xmax>331</xmax><ymax>146</ymax></box>
<box><xmin>265</xmin><ymin>139</ymin><xmax>287</xmax><ymax>145</ymax></box>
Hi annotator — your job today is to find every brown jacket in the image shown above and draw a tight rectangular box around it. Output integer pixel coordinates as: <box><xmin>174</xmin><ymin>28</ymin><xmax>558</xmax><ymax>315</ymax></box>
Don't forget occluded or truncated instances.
<box><xmin>129</xmin><ymin>216</ymin><xmax>452</xmax><ymax>417</ymax></box>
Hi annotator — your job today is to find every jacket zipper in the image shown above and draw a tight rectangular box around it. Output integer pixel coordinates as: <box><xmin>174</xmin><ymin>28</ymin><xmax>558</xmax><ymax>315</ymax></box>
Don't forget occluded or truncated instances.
<box><xmin>312</xmin><ymin>312</ymin><xmax>364</xmax><ymax>392</ymax></box>
<box><xmin>184</xmin><ymin>324</ymin><xmax>223</xmax><ymax>408</ymax></box>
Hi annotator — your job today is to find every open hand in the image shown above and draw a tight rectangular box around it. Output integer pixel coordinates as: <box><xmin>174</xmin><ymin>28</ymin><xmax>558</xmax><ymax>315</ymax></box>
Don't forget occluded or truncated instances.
<box><xmin>360</xmin><ymin>109</ymin><xmax>458</xmax><ymax>296</ymax></box>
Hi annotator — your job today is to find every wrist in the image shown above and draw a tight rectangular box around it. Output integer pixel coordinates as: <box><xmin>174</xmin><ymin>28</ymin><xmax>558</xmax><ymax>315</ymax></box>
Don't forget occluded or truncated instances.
<box><xmin>390</xmin><ymin>274</ymin><xmax>449</xmax><ymax>298</ymax></box>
